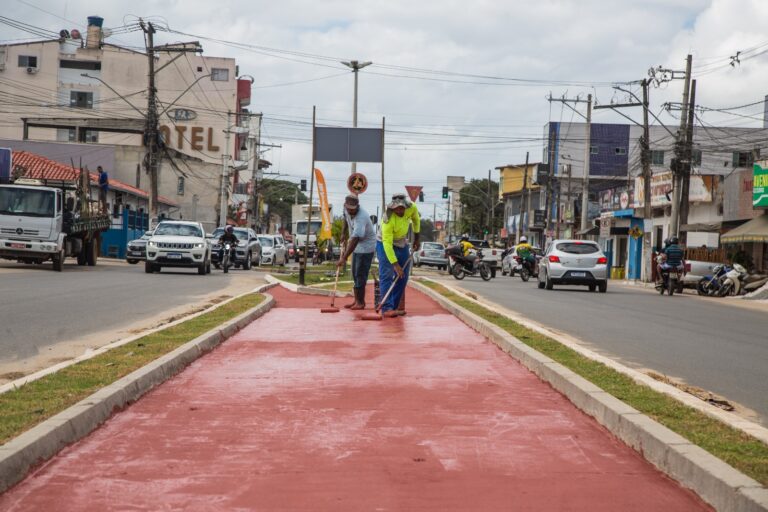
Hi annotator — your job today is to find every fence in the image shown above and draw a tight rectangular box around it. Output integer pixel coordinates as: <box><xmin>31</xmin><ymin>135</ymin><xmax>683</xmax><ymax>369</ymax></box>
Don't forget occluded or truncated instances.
<box><xmin>684</xmin><ymin>247</ymin><xmax>727</xmax><ymax>264</ymax></box>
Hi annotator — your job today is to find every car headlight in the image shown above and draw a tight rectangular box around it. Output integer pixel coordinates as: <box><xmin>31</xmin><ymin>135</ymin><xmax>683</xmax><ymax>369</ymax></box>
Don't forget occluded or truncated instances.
<box><xmin>193</xmin><ymin>243</ymin><xmax>204</xmax><ymax>248</ymax></box>
<box><xmin>148</xmin><ymin>241</ymin><xmax>156</xmax><ymax>247</ymax></box>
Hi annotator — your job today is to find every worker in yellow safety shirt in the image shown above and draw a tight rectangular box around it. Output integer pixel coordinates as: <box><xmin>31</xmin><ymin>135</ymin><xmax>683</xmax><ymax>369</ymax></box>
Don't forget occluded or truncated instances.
<box><xmin>376</xmin><ymin>195</ymin><xmax>420</xmax><ymax>317</ymax></box>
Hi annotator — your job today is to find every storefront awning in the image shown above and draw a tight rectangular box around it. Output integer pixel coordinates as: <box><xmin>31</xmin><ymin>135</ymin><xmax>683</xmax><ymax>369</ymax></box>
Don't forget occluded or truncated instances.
<box><xmin>721</xmin><ymin>214</ymin><xmax>768</xmax><ymax>244</ymax></box>
<box><xmin>577</xmin><ymin>225</ymin><xmax>599</xmax><ymax>236</ymax></box>
<box><xmin>680</xmin><ymin>222</ymin><xmax>721</xmax><ymax>233</ymax></box>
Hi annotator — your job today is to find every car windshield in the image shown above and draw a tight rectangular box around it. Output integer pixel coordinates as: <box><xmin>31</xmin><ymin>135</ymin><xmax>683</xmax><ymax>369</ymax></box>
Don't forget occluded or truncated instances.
<box><xmin>556</xmin><ymin>242</ymin><xmax>599</xmax><ymax>254</ymax></box>
<box><xmin>296</xmin><ymin>221</ymin><xmax>322</xmax><ymax>235</ymax></box>
<box><xmin>469</xmin><ymin>240</ymin><xmax>490</xmax><ymax>248</ymax></box>
<box><xmin>423</xmin><ymin>243</ymin><xmax>443</xmax><ymax>250</ymax></box>
<box><xmin>259</xmin><ymin>237</ymin><xmax>273</xmax><ymax>247</ymax></box>
<box><xmin>212</xmin><ymin>228</ymin><xmax>248</xmax><ymax>239</ymax></box>
<box><xmin>0</xmin><ymin>188</ymin><xmax>55</xmax><ymax>217</ymax></box>
<box><xmin>154</xmin><ymin>223</ymin><xmax>202</xmax><ymax>237</ymax></box>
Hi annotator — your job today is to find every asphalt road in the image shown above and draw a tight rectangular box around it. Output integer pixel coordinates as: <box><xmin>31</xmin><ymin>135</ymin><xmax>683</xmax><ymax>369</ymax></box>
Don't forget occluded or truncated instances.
<box><xmin>0</xmin><ymin>259</ymin><xmax>264</xmax><ymax>375</ymax></box>
<box><xmin>429</xmin><ymin>272</ymin><xmax>768</xmax><ymax>426</ymax></box>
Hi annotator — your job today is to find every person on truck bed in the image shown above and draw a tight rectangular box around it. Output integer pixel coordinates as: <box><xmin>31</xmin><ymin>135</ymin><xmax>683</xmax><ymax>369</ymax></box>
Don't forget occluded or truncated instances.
<box><xmin>97</xmin><ymin>166</ymin><xmax>109</xmax><ymax>214</ymax></box>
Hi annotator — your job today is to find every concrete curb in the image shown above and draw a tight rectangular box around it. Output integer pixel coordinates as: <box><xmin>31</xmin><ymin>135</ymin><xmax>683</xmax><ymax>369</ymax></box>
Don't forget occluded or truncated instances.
<box><xmin>265</xmin><ymin>273</ymin><xmax>351</xmax><ymax>297</ymax></box>
<box><xmin>411</xmin><ymin>281</ymin><xmax>768</xmax><ymax>512</ymax></box>
<box><xmin>421</xmin><ymin>278</ymin><xmax>768</xmax><ymax>445</ymax></box>
<box><xmin>0</xmin><ymin>284</ymin><xmax>278</xmax><ymax>495</ymax></box>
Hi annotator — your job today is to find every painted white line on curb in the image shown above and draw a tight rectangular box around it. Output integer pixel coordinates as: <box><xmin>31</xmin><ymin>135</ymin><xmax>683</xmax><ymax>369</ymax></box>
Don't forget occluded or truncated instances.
<box><xmin>412</xmin><ymin>280</ymin><xmax>768</xmax><ymax>512</ymax></box>
<box><xmin>0</xmin><ymin>283</ymin><xmax>278</xmax><ymax>495</ymax></box>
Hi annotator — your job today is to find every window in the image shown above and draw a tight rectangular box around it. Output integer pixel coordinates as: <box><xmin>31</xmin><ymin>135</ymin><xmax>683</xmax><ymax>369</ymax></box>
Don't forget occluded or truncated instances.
<box><xmin>211</xmin><ymin>68</ymin><xmax>229</xmax><ymax>81</ymax></box>
<box><xmin>60</xmin><ymin>59</ymin><xmax>101</xmax><ymax>70</ymax></box>
<box><xmin>650</xmin><ymin>150</ymin><xmax>664</xmax><ymax>166</ymax></box>
<box><xmin>556</xmin><ymin>242</ymin><xmax>600</xmax><ymax>254</ymax></box>
<box><xmin>733</xmin><ymin>151</ymin><xmax>756</xmax><ymax>168</ymax></box>
<box><xmin>615</xmin><ymin>147</ymin><xmax>627</xmax><ymax>156</ymax></box>
<box><xmin>177</xmin><ymin>176</ymin><xmax>185</xmax><ymax>196</ymax></box>
<box><xmin>691</xmin><ymin>149</ymin><xmax>702</xmax><ymax>166</ymax></box>
<box><xmin>18</xmin><ymin>55</ymin><xmax>38</xmax><ymax>68</ymax></box>
<box><xmin>64</xmin><ymin>128</ymin><xmax>98</xmax><ymax>143</ymax></box>
<box><xmin>70</xmin><ymin>91</ymin><xmax>93</xmax><ymax>108</ymax></box>
<box><xmin>590</xmin><ymin>145</ymin><xmax>599</xmax><ymax>155</ymax></box>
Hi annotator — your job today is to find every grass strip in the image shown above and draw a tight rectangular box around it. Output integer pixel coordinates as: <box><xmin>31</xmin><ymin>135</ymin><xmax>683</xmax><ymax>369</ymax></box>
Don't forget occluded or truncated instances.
<box><xmin>0</xmin><ymin>293</ymin><xmax>265</xmax><ymax>446</ymax></box>
<box><xmin>421</xmin><ymin>279</ymin><xmax>768</xmax><ymax>486</ymax></box>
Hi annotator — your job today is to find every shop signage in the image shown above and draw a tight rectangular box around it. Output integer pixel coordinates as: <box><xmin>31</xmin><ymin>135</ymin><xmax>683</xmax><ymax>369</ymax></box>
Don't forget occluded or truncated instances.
<box><xmin>170</xmin><ymin>108</ymin><xmax>197</xmax><ymax>121</ymax></box>
<box><xmin>754</xmin><ymin>164</ymin><xmax>768</xmax><ymax>208</ymax></box>
<box><xmin>632</xmin><ymin>172</ymin><xmax>713</xmax><ymax>208</ymax></box>
<box><xmin>599</xmin><ymin>215</ymin><xmax>612</xmax><ymax>238</ymax></box>
<box><xmin>159</xmin><ymin>125</ymin><xmax>220</xmax><ymax>152</ymax></box>
<box><xmin>533</xmin><ymin>209</ymin><xmax>546</xmax><ymax>228</ymax></box>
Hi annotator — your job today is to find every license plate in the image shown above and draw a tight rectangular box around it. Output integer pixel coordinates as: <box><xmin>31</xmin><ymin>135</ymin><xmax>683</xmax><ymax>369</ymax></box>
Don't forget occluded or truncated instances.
<box><xmin>11</xmin><ymin>243</ymin><xmax>26</xmax><ymax>249</ymax></box>
<box><xmin>167</xmin><ymin>253</ymin><xmax>182</xmax><ymax>259</ymax></box>
<box><xmin>570</xmin><ymin>271</ymin><xmax>586</xmax><ymax>277</ymax></box>
<box><xmin>129</xmin><ymin>251</ymin><xmax>142</xmax><ymax>256</ymax></box>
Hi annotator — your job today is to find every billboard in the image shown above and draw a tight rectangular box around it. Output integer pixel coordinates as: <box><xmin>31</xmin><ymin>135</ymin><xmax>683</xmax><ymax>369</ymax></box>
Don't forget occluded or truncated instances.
<box><xmin>754</xmin><ymin>164</ymin><xmax>768</xmax><ymax>208</ymax></box>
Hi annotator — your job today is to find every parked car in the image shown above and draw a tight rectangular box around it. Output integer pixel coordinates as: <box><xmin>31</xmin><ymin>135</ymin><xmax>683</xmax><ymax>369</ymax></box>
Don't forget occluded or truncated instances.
<box><xmin>210</xmin><ymin>227</ymin><xmax>261</xmax><ymax>269</ymax></box>
<box><xmin>414</xmin><ymin>241</ymin><xmax>448</xmax><ymax>270</ymax></box>
<box><xmin>258</xmin><ymin>234</ymin><xmax>287</xmax><ymax>265</ymax></box>
<box><xmin>537</xmin><ymin>239</ymin><xmax>608</xmax><ymax>292</ymax></box>
<box><xmin>501</xmin><ymin>245</ymin><xmax>543</xmax><ymax>276</ymax></box>
<box><xmin>126</xmin><ymin>230</ymin><xmax>153</xmax><ymax>264</ymax></box>
<box><xmin>144</xmin><ymin>221</ymin><xmax>211</xmax><ymax>275</ymax></box>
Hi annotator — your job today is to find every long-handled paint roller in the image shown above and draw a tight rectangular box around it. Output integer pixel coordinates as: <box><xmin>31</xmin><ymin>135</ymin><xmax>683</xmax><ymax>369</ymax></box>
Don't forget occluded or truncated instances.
<box><xmin>361</xmin><ymin>255</ymin><xmax>413</xmax><ymax>321</ymax></box>
<box><xmin>320</xmin><ymin>263</ymin><xmax>342</xmax><ymax>313</ymax></box>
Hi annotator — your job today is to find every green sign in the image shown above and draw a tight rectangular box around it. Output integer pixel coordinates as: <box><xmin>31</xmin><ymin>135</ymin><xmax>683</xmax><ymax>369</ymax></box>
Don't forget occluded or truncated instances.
<box><xmin>755</xmin><ymin>164</ymin><xmax>768</xmax><ymax>208</ymax></box>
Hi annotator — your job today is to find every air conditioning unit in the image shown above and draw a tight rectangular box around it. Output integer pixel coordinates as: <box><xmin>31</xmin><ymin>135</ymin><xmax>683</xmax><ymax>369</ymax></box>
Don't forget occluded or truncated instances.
<box><xmin>26</xmin><ymin>67</ymin><xmax>39</xmax><ymax>74</ymax></box>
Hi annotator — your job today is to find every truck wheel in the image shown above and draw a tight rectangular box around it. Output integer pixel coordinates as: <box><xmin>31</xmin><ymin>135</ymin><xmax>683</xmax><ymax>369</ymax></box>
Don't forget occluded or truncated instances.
<box><xmin>77</xmin><ymin>249</ymin><xmax>87</xmax><ymax>266</ymax></box>
<box><xmin>86</xmin><ymin>238</ymin><xmax>98</xmax><ymax>266</ymax></box>
<box><xmin>52</xmin><ymin>249</ymin><xmax>64</xmax><ymax>272</ymax></box>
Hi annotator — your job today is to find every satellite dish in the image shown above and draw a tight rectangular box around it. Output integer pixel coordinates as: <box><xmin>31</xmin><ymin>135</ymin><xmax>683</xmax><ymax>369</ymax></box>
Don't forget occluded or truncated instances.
<box><xmin>59</xmin><ymin>29</ymin><xmax>70</xmax><ymax>38</ymax></box>
<box><xmin>71</xmin><ymin>29</ymin><xmax>82</xmax><ymax>39</ymax></box>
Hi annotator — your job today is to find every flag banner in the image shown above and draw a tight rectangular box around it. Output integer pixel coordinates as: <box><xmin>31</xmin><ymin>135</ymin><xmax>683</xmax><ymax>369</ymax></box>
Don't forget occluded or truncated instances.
<box><xmin>314</xmin><ymin>168</ymin><xmax>333</xmax><ymax>240</ymax></box>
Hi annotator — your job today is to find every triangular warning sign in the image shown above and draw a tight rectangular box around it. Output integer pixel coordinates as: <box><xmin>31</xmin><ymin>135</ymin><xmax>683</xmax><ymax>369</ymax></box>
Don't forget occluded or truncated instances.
<box><xmin>404</xmin><ymin>185</ymin><xmax>422</xmax><ymax>202</ymax></box>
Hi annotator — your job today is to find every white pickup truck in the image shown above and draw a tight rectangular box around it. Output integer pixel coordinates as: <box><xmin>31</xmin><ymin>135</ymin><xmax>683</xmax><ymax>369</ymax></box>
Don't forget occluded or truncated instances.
<box><xmin>0</xmin><ymin>183</ymin><xmax>110</xmax><ymax>271</ymax></box>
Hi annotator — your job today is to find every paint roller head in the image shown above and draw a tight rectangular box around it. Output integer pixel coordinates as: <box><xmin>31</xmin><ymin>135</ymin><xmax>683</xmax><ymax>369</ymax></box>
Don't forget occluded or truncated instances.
<box><xmin>360</xmin><ymin>312</ymin><xmax>382</xmax><ymax>321</ymax></box>
<box><xmin>320</xmin><ymin>307</ymin><xmax>340</xmax><ymax>313</ymax></box>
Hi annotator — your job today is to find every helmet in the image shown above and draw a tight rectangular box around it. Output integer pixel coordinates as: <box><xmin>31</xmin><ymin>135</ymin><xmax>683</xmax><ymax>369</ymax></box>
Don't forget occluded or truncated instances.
<box><xmin>225</xmin><ymin>225</ymin><xmax>234</xmax><ymax>234</ymax></box>
<box><xmin>460</xmin><ymin>234</ymin><xmax>469</xmax><ymax>242</ymax></box>
<box><xmin>519</xmin><ymin>236</ymin><xmax>527</xmax><ymax>243</ymax></box>
<box><xmin>668</xmin><ymin>236</ymin><xmax>679</xmax><ymax>245</ymax></box>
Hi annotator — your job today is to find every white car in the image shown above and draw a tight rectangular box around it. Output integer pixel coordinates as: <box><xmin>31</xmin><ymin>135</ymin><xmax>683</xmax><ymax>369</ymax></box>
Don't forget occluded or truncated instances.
<box><xmin>258</xmin><ymin>234</ymin><xmax>287</xmax><ymax>265</ymax></box>
<box><xmin>145</xmin><ymin>221</ymin><xmax>211</xmax><ymax>275</ymax></box>
<box><xmin>537</xmin><ymin>239</ymin><xmax>608</xmax><ymax>292</ymax></box>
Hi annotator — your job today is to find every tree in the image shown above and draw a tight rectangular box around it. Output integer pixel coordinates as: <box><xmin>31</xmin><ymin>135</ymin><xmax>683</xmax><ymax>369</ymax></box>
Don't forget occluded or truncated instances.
<box><xmin>458</xmin><ymin>178</ymin><xmax>503</xmax><ymax>238</ymax></box>
<box><xmin>419</xmin><ymin>219</ymin><xmax>436</xmax><ymax>242</ymax></box>
<box><xmin>261</xmin><ymin>179</ymin><xmax>307</xmax><ymax>229</ymax></box>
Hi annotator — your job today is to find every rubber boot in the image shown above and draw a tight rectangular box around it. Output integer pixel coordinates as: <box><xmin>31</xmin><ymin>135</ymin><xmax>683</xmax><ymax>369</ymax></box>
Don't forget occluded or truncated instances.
<box><xmin>350</xmin><ymin>287</ymin><xmax>366</xmax><ymax>310</ymax></box>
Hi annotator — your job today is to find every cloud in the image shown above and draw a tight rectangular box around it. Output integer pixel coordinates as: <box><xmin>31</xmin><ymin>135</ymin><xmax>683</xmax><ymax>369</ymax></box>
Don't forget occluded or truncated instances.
<box><xmin>3</xmin><ymin>0</ymin><xmax>767</xmax><ymax>221</ymax></box>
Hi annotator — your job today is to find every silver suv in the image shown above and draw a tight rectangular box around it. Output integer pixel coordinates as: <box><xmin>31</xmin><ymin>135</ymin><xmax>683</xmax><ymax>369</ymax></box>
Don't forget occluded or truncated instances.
<box><xmin>537</xmin><ymin>240</ymin><xmax>608</xmax><ymax>292</ymax></box>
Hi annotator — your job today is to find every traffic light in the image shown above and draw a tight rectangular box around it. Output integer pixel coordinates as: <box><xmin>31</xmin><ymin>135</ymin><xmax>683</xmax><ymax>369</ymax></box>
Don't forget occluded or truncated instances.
<box><xmin>442</xmin><ymin>186</ymin><xmax>449</xmax><ymax>199</ymax></box>
<box><xmin>300</xmin><ymin>179</ymin><xmax>307</xmax><ymax>192</ymax></box>
<box><xmin>419</xmin><ymin>191</ymin><xmax>424</xmax><ymax>202</ymax></box>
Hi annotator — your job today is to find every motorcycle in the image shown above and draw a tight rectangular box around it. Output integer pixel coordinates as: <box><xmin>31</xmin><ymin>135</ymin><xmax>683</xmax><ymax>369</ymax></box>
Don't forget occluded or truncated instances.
<box><xmin>221</xmin><ymin>242</ymin><xmax>233</xmax><ymax>273</ymax></box>
<box><xmin>715</xmin><ymin>263</ymin><xmax>747</xmax><ymax>296</ymax></box>
<box><xmin>448</xmin><ymin>247</ymin><xmax>492</xmax><ymax>281</ymax></box>
<box><xmin>697</xmin><ymin>264</ymin><xmax>732</xmax><ymax>297</ymax></box>
<box><xmin>513</xmin><ymin>255</ymin><xmax>537</xmax><ymax>282</ymax></box>
<box><xmin>656</xmin><ymin>263</ymin><xmax>684</xmax><ymax>296</ymax></box>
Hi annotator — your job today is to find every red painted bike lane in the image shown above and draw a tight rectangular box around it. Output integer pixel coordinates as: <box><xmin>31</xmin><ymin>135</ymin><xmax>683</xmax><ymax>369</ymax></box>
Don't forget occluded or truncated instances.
<box><xmin>0</xmin><ymin>287</ymin><xmax>711</xmax><ymax>511</ymax></box>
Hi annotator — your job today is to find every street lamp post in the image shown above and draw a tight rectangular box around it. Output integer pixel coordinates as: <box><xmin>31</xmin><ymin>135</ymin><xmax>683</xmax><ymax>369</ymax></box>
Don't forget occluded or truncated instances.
<box><xmin>341</xmin><ymin>60</ymin><xmax>372</xmax><ymax>173</ymax></box>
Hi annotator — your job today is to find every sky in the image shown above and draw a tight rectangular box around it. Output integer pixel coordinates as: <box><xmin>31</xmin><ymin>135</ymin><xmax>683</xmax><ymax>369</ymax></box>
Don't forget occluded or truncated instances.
<box><xmin>3</xmin><ymin>0</ymin><xmax>768</xmax><ymax>221</ymax></box>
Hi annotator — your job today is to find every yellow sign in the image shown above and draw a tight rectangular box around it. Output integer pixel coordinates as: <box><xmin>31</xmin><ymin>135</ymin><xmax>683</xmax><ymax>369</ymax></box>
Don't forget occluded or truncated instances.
<box><xmin>314</xmin><ymin>168</ymin><xmax>333</xmax><ymax>240</ymax></box>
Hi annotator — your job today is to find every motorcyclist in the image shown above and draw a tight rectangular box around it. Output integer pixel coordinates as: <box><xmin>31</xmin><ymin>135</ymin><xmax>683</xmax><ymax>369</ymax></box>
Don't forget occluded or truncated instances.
<box><xmin>218</xmin><ymin>225</ymin><xmax>239</xmax><ymax>263</ymax></box>
<box><xmin>659</xmin><ymin>235</ymin><xmax>685</xmax><ymax>286</ymax></box>
<box><xmin>459</xmin><ymin>235</ymin><xmax>478</xmax><ymax>269</ymax></box>
<box><xmin>515</xmin><ymin>236</ymin><xmax>535</xmax><ymax>272</ymax></box>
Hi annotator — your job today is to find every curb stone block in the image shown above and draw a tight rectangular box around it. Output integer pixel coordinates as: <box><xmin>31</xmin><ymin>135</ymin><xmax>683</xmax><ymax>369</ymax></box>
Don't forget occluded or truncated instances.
<box><xmin>739</xmin><ymin>487</ymin><xmax>768</xmax><ymax>512</ymax></box>
<box><xmin>615</xmin><ymin>412</ymin><xmax>689</xmax><ymax>466</ymax></box>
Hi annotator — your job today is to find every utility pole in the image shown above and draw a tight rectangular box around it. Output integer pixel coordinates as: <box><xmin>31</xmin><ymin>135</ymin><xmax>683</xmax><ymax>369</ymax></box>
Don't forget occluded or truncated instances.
<box><xmin>545</xmin><ymin>126</ymin><xmax>556</xmax><ymax>240</ymax></box>
<box><xmin>341</xmin><ymin>59</ymin><xmax>372</xmax><ymax>174</ymax></box>
<box><xmin>219</xmin><ymin>111</ymin><xmax>232</xmax><ymax>226</ymax></box>
<box><xmin>487</xmin><ymin>168</ymin><xmax>493</xmax><ymax>239</ymax></box>
<box><xmin>140</xmin><ymin>21</ymin><xmax>159</xmax><ymax>223</ymax></box>
<box><xmin>565</xmin><ymin>163</ymin><xmax>572</xmax><ymax>238</ymax></box>
<box><xmin>669</xmin><ymin>54</ymin><xmax>692</xmax><ymax>238</ymax></box>
<box><xmin>580</xmin><ymin>94</ymin><xmax>593</xmax><ymax>235</ymax></box>
<box><xmin>516</xmin><ymin>151</ymin><xmax>530</xmax><ymax>243</ymax></box>
<box><xmin>248</xmin><ymin>113</ymin><xmax>262</xmax><ymax>229</ymax></box>
<box><xmin>679</xmin><ymin>78</ymin><xmax>696</xmax><ymax>245</ymax></box>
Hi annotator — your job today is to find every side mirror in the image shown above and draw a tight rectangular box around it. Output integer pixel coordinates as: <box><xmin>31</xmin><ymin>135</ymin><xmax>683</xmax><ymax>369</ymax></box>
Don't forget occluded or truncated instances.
<box><xmin>144</xmin><ymin>231</ymin><xmax>152</xmax><ymax>237</ymax></box>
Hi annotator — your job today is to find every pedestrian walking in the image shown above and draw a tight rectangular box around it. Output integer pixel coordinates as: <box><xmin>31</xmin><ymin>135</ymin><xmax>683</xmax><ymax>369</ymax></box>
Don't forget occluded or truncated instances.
<box><xmin>338</xmin><ymin>194</ymin><xmax>376</xmax><ymax>309</ymax></box>
<box><xmin>97</xmin><ymin>166</ymin><xmax>109</xmax><ymax>214</ymax></box>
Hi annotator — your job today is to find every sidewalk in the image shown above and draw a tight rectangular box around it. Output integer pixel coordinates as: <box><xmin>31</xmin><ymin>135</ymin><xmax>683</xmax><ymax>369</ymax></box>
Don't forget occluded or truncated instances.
<box><xmin>0</xmin><ymin>286</ymin><xmax>710</xmax><ymax>511</ymax></box>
